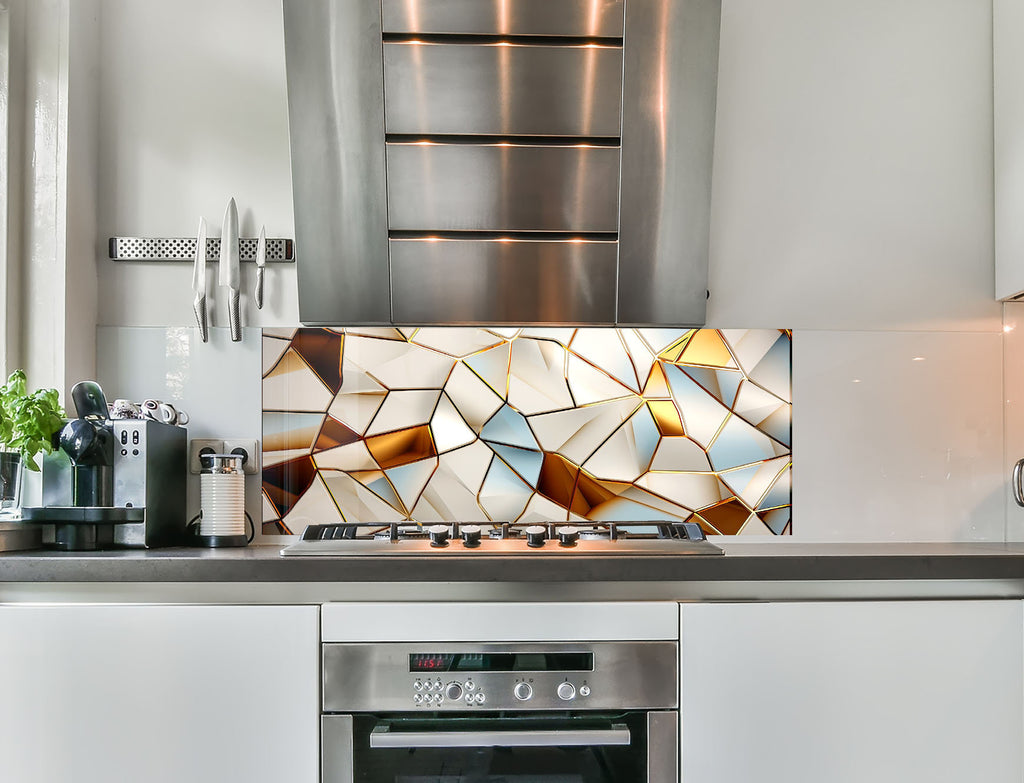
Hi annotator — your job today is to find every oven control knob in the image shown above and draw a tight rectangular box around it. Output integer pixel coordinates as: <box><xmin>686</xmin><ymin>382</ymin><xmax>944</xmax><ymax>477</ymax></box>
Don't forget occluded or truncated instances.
<box><xmin>514</xmin><ymin>682</ymin><xmax>533</xmax><ymax>701</ymax></box>
<box><xmin>461</xmin><ymin>525</ymin><xmax>482</xmax><ymax>548</ymax></box>
<box><xmin>428</xmin><ymin>524</ymin><xmax>450</xmax><ymax>547</ymax></box>
<box><xmin>445</xmin><ymin>682</ymin><xmax>463</xmax><ymax>701</ymax></box>
<box><xmin>556</xmin><ymin>526</ymin><xmax>579</xmax><ymax>547</ymax></box>
<box><xmin>525</xmin><ymin>525</ymin><xmax>547</xmax><ymax>548</ymax></box>
<box><xmin>579</xmin><ymin>685</ymin><xmax>591</xmax><ymax>697</ymax></box>
<box><xmin>557</xmin><ymin>682</ymin><xmax>576</xmax><ymax>701</ymax></box>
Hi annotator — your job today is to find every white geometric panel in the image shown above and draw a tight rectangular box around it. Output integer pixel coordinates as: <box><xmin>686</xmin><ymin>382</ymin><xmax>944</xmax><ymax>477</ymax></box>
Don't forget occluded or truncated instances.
<box><xmin>345</xmin><ymin>334</ymin><xmax>455</xmax><ymax>389</ymax></box>
<box><xmin>365</xmin><ymin>390</ymin><xmax>441</xmax><ymax>436</ymax></box>
<box><xmin>281</xmin><ymin>474</ymin><xmax>342</xmax><ymax>531</ymax></box>
<box><xmin>650</xmin><ymin>437</ymin><xmax>714</xmax><ymax>472</ymax></box>
<box><xmin>444</xmin><ymin>362</ymin><xmax>505</xmax><ymax>431</ymax></box>
<box><xmin>529</xmin><ymin>397</ymin><xmax>641</xmax><ymax>466</ymax></box>
<box><xmin>583</xmin><ymin>405</ymin><xmax>660</xmax><ymax>482</ymax></box>
<box><xmin>314</xmin><ymin>441</ymin><xmax>379</xmax><ymax>472</ymax></box>
<box><xmin>664</xmin><ymin>365</ymin><xmax>731</xmax><ymax>449</ymax></box>
<box><xmin>637</xmin><ymin>472</ymin><xmax>724</xmax><ymax>512</ymax></box>
<box><xmin>328</xmin><ymin>390</ymin><xmax>387</xmax><ymax>436</ymax></box>
<box><xmin>431</xmin><ymin>393</ymin><xmax>477</xmax><ymax>453</ymax></box>
<box><xmin>570</xmin><ymin>329</ymin><xmax>641</xmax><ymax>392</ymax></box>
<box><xmin>262</xmin><ymin>336</ymin><xmax>291</xmax><ymax>376</ymax></box>
<box><xmin>566</xmin><ymin>354</ymin><xmax>635</xmax><ymax>405</ymax></box>
<box><xmin>508</xmin><ymin>338</ymin><xmax>574</xmax><ymax>415</ymax></box>
<box><xmin>517</xmin><ymin>493</ymin><xmax>572</xmax><ymax>524</ymax></box>
<box><xmin>411</xmin><ymin>328</ymin><xmax>507</xmax><ymax>358</ymax></box>
<box><xmin>464</xmin><ymin>342</ymin><xmax>512</xmax><ymax>398</ymax></box>
<box><xmin>385</xmin><ymin>457</ymin><xmax>439</xmax><ymax>514</ymax></box>
<box><xmin>621</xmin><ymin>329</ymin><xmax>658</xmax><ymax>393</ymax></box>
<box><xmin>321</xmin><ymin>470</ymin><xmax>405</xmax><ymax>522</ymax></box>
<box><xmin>479</xmin><ymin>457</ymin><xmax>533</xmax><ymax>522</ymax></box>
<box><xmin>263</xmin><ymin>349</ymin><xmax>333</xmax><ymax>412</ymax></box>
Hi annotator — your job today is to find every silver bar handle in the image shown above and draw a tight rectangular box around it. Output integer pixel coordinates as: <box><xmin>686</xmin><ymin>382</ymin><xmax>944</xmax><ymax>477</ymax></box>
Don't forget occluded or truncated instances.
<box><xmin>1014</xmin><ymin>458</ymin><xmax>1024</xmax><ymax>507</ymax></box>
<box><xmin>369</xmin><ymin>724</ymin><xmax>631</xmax><ymax>749</ymax></box>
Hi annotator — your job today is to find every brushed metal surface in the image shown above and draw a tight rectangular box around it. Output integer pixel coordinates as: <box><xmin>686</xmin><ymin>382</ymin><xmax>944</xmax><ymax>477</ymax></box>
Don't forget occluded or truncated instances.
<box><xmin>386</xmin><ymin>143</ymin><xmax>620</xmax><ymax>231</ymax></box>
<box><xmin>323</xmin><ymin>641</ymin><xmax>678</xmax><ymax>712</ymax></box>
<box><xmin>617</xmin><ymin>0</ymin><xmax>721</xmax><ymax>325</ymax></box>
<box><xmin>390</xmin><ymin>238</ymin><xmax>616</xmax><ymax>323</ymax></box>
<box><xmin>382</xmin><ymin>0</ymin><xmax>625</xmax><ymax>37</ymax></box>
<box><xmin>647</xmin><ymin>712</ymin><xmax>678</xmax><ymax>783</ymax></box>
<box><xmin>369</xmin><ymin>724</ymin><xmax>631</xmax><ymax>748</ymax></box>
<box><xmin>283</xmin><ymin>0</ymin><xmax>391</xmax><ymax>325</ymax></box>
<box><xmin>321</xmin><ymin>715</ymin><xmax>354</xmax><ymax>783</ymax></box>
<box><xmin>384</xmin><ymin>42</ymin><xmax>622</xmax><ymax>137</ymax></box>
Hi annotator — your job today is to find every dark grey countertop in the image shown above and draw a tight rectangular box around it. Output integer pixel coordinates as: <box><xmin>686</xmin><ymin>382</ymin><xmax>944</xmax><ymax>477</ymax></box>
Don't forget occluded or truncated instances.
<box><xmin>2</xmin><ymin>541</ymin><xmax>1024</xmax><ymax>584</ymax></box>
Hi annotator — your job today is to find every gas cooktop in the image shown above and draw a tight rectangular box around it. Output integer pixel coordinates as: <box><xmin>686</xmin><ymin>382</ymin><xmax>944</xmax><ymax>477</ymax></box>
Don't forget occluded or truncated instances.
<box><xmin>280</xmin><ymin>521</ymin><xmax>723</xmax><ymax>556</ymax></box>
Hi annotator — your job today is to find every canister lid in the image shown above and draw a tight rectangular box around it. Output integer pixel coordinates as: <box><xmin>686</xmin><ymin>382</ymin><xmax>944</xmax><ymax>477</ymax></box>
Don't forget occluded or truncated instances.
<box><xmin>199</xmin><ymin>453</ymin><xmax>244</xmax><ymax>475</ymax></box>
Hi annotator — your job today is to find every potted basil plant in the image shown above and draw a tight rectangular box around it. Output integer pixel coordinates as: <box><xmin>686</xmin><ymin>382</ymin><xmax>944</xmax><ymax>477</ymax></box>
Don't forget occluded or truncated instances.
<box><xmin>0</xmin><ymin>370</ymin><xmax>65</xmax><ymax>515</ymax></box>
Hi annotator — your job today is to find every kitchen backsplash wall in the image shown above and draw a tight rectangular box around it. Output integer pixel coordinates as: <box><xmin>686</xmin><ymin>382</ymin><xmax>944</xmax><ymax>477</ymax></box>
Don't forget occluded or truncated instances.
<box><xmin>261</xmin><ymin>328</ymin><xmax>792</xmax><ymax>536</ymax></box>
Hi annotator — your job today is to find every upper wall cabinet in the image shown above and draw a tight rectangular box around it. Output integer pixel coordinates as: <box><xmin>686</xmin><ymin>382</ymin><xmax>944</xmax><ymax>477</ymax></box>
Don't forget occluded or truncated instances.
<box><xmin>996</xmin><ymin>0</ymin><xmax>1024</xmax><ymax>300</ymax></box>
<box><xmin>283</xmin><ymin>0</ymin><xmax>721</xmax><ymax>326</ymax></box>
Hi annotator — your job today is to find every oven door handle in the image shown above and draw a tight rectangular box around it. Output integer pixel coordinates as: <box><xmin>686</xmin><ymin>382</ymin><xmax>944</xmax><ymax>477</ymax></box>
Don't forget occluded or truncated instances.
<box><xmin>369</xmin><ymin>723</ymin><xmax>632</xmax><ymax>748</ymax></box>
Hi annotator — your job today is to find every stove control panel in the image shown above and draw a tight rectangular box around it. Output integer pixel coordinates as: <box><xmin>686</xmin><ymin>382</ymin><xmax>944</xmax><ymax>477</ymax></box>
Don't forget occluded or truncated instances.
<box><xmin>323</xmin><ymin>641</ymin><xmax>678</xmax><ymax>713</ymax></box>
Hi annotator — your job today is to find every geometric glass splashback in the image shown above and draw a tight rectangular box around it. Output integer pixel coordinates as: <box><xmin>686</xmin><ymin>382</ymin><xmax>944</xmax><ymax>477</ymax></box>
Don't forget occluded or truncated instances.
<box><xmin>262</xmin><ymin>327</ymin><xmax>791</xmax><ymax>536</ymax></box>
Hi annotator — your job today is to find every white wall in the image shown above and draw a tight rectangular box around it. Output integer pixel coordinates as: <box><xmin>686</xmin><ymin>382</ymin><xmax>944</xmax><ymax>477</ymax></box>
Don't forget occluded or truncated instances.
<box><xmin>90</xmin><ymin>0</ymin><xmax>1005</xmax><ymax>541</ymax></box>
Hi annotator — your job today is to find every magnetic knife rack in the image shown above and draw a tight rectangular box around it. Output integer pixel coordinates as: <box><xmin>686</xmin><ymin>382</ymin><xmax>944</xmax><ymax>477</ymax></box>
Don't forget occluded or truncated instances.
<box><xmin>108</xmin><ymin>237</ymin><xmax>295</xmax><ymax>263</ymax></box>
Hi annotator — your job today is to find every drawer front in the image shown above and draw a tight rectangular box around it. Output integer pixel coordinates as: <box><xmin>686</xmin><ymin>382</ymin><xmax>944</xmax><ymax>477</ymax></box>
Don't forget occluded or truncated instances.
<box><xmin>386</xmin><ymin>143</ymin><xmax>621</xmax><ymax>232</ymax></box>
<box><xmin>382</xmin><ymin>0</ymin><xmax>625</xmax><ymax>37</ymax></box>
<box><xmin>390</xmin><ymin>239</ymin><xmax>617</xmax><ymax>323</ymax></box>
<box><xmin>384</xmin><ymin>42</ymin><xmax>623</xmax><ymax>137</ymax></box>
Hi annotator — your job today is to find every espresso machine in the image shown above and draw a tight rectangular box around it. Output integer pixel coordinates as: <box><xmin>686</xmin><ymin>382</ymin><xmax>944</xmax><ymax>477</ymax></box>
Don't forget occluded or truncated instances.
<box><xmin>22</xmin><ymin>381</ymin><xmax>187</xmax><ymax>550</ymax></box>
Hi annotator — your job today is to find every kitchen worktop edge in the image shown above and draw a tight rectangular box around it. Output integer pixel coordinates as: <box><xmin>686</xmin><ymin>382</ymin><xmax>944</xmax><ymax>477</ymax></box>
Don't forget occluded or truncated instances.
<box><xmin>1</xmin><ymin>542</ymin><xmax>1023</xmax><ymax>584</ymax></box>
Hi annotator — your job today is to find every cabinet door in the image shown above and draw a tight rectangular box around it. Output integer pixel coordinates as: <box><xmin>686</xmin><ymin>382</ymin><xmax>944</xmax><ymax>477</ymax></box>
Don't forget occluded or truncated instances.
<box><xmin>0</xmin><ymin>605</ymin><xmax>319</xmax><ymax>783</ymax></box>
<box><xmin>996</xmin><ymin>0</ymin><xmax>1024</xmax><ymax>299</ymax></box>
<box><xmin>680</xmin><ymin>601</ymin><xmax>1023</xmax><ymax>783</ymax></box>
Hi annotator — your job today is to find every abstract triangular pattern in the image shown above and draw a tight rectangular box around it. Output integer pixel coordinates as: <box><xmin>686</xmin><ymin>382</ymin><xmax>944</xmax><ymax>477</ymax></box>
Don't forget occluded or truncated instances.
<box><xmin>262</xmin><ymin>329</ymin><xmax>791</xmax><ymax>536</ymax></box>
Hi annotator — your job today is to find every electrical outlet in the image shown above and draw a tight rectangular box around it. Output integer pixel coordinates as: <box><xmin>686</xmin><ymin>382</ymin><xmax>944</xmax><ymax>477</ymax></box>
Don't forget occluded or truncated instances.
<box><xmin>223</xmin><ymin>438</ymin><xmax>260</xmax><ymax>475</ymax></box>
<box><xmin>189</xmin><ymin>439</ymin><xmax>224</xmax><ymax>474</ymax></box>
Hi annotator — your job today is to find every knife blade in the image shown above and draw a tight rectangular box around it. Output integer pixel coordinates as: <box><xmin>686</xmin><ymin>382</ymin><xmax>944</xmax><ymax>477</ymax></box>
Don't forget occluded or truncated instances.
<box><xmin>192</xmin><ymin>217</ymin><xmax>209</xmax><ymax>342</ymax></box>
<box><xmin>254</xmin><ymin>224</ymin><xmax>266</xmax><ymax>310</ymax></box>
<box><xmin>219</xmin><ymin>197</ymin><xmax>241</xmax><ymax>342</ymax></box>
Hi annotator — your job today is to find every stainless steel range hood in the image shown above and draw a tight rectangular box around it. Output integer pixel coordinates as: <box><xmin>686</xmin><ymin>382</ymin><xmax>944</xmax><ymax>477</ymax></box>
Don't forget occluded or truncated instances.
<box><xmin>283</xmin><ymin>0</ymin><xmax>721</xmax><ymax>326</ymax></box>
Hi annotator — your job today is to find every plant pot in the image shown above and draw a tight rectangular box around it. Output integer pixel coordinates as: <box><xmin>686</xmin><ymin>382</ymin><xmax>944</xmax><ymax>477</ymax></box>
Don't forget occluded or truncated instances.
<box><xmin>0</xmin><ymin>451</ymin><xmax>23</xmax><ymax>517</ymax></box>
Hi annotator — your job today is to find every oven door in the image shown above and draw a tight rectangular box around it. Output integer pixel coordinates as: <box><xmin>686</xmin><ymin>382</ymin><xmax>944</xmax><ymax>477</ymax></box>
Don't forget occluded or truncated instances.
<box><xmin>323</xmin><ymin>711</ymin><xmax>677</xmax><ymax>783</ymax></box>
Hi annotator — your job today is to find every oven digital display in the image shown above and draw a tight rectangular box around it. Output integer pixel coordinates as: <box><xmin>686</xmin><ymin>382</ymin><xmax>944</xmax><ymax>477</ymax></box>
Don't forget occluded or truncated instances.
<box><xmin>409</xmin><ymin>652</ymin><xmax>594</xmax><ymax>673</ymax></box>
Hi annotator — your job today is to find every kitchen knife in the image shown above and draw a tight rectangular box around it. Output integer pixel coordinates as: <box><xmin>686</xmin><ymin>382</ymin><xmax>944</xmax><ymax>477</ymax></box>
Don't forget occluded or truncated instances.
<box><xmin>219</xmin><ymin>197</ymin><xmax>241</xmax><ymax>342</ymax></box>
<box><xmin>192</xmin><ymin>216</ymin><xmax>209</xmax><ymax>342</ymax></box>
<box><xmin>254</xmin><ymin>224</ymin><xmax>266</xmax><ymax>310</ymax></box>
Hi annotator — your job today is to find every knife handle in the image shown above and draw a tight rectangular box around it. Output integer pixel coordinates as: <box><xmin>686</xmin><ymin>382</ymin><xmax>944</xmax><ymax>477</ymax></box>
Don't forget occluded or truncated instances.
<box><xmin>193</xmin><ymin>294</ymin><xmax>209</xmax><ymax>343</ymax></box>
<box><xmin>255</xmin><ymin>267</ymin><xmax>265</xmax><ymax>310</ymax></box>
<box><xmin>229</xmin><ymin>289</ymin><xmax>241</xmax><ymax>342</ymax></box>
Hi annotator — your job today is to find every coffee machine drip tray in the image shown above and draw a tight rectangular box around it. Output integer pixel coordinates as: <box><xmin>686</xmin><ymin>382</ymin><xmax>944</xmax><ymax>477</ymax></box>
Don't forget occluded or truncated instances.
<box><xmin>20</xmin><ymin>506</ymin><xmax>146</xmax><ymax>550</ymax></box>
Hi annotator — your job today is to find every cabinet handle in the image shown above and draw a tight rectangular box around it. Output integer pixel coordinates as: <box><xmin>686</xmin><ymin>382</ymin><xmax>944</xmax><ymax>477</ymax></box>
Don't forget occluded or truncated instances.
<box><xmin>369</xmin><ymin>724</ymin><xmax>630</xmax><ymax>748</ymax></box>
<box><xmin>1013</xmin><ymin>458</ymin><xmax>1024</xmax><ymax>507</ymax></box>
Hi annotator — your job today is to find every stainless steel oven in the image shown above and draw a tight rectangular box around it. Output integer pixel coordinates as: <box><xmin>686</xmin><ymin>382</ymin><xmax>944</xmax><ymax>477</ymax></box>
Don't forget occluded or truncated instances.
<box><xmin>321</xmin><ymin>641</ymin><xmax>678</xmax><ymax>783</ymax></box>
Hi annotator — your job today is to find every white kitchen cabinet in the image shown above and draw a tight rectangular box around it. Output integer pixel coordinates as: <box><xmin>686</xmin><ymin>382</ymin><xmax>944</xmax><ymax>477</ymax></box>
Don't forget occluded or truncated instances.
<box><xmin>680</xmin><ymin>600</ymin><xmax>1023</xmax><ymax>783</ymax></box>
<box><xmin>996</xmin><ymin>0</ymin><xmax>1024</xmax><ymax>299</ymax></box>
<box><xmin>0</xmin><ymin>604</ymin><xmax>319</xmax><ymax>783</ymax></box>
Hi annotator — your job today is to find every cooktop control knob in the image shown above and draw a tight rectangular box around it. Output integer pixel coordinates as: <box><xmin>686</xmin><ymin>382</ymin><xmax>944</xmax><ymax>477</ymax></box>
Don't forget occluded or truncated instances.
<box><xmin>428</xmin><ymin>524</ymin><xmax>450</xmax><ymax>547</ymax></box>
<box><xmin>556</xmin><ymin>526</ymin><xmax>579</xmax><ymax>547</ymax></box>
<box><xmin>525</xmin><ymin>525</ymin><xmax>547</xmax><ymax>548</ymax></box>
<box><xmin>557</xmin><ymin>682</ymin><xmax>576</xmax><ymax>701</ymax></box>
<box><xmin>461</xmin><ymin>524</ymin><xmax>482</xmax><ymax>548</ymax></box>
<box><xmin>445</xmin><ymin>682</ymin><xmax>463</xmax><ymax>701</ymax></box>
<box><xmin>514</xmin><ymin>682</ymin><xmax>533</xmax><ymax>701</ymax></box>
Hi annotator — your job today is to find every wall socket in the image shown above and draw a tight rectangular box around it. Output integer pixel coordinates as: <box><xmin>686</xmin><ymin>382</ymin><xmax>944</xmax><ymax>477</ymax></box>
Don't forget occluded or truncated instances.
<box><xmin>188</xmin><ymin>438</ymin><xmax>261</xmax><ymax>475</ymax></box>
<box><xmin>223</xmin><ymin>439</ymin><xmax>260</xmax><ymax>475</ymax></box>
